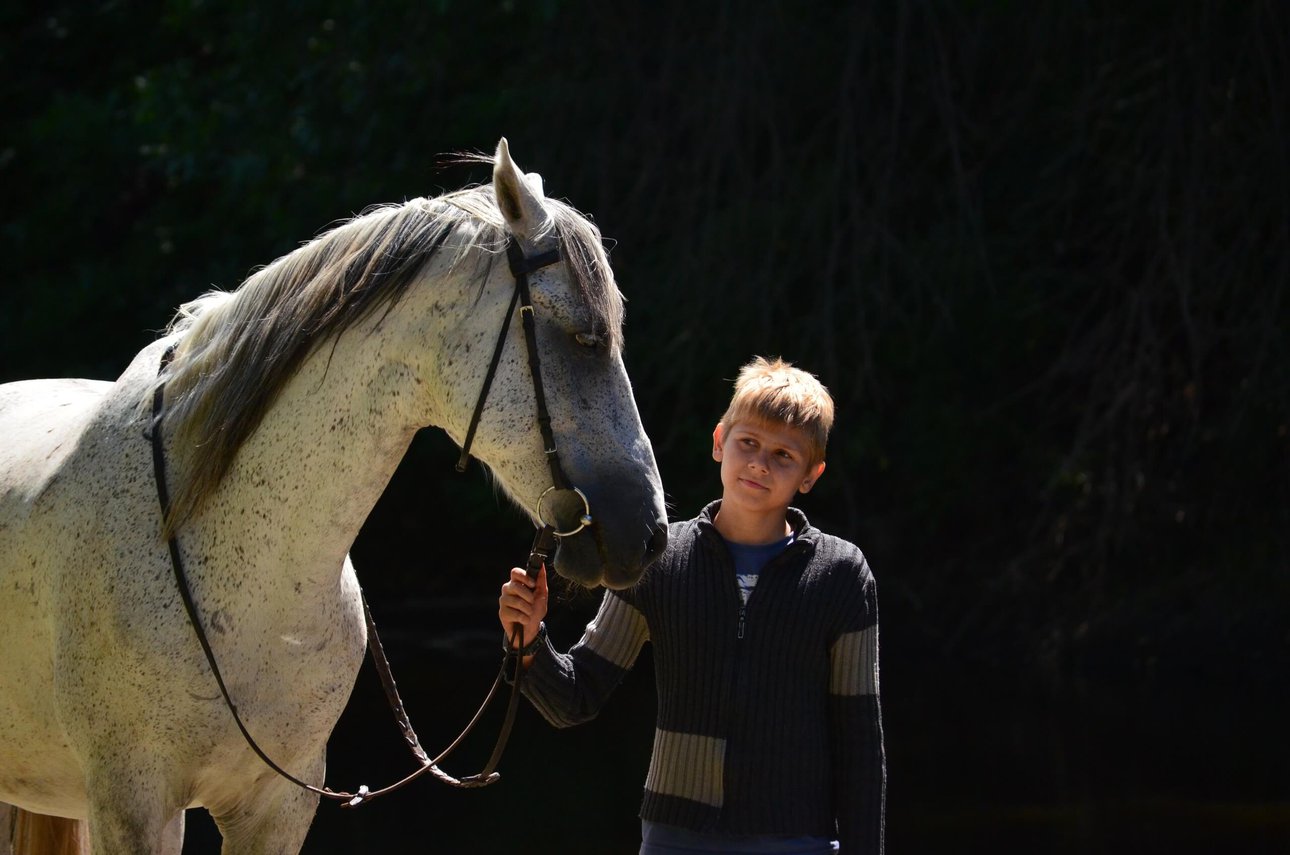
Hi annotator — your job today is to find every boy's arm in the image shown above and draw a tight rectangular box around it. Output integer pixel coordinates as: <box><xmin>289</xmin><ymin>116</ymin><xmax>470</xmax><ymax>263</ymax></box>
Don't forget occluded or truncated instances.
<box><xmin>503</xmin><ymin>582</ymin><xmax>651</xmax><ymax>729</ymax></box>
<box><xmin>829</xmin><ymin>571</ymin><xmax>886</xmax><ymax>854</ymax></box>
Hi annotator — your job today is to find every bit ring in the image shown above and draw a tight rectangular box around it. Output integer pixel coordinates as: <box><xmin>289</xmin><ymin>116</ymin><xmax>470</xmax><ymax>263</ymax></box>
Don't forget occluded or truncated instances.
<box><xmin>536</xmin><ymin>486</ymin><xmax>593</xmax><ymax>537</ymax></box>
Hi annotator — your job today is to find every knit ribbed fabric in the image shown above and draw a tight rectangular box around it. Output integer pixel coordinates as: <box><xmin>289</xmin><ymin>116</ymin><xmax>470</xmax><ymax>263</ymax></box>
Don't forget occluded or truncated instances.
<box><xmin>522</xmin><ymin>501</ymin><xmax>886</xmax><ymax>853</ymax></box>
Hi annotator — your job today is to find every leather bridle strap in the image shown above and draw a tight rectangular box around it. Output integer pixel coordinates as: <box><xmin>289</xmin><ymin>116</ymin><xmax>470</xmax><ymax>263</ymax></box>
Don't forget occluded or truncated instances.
<box><xmin>145</xmin><ymin>236</ymin><xmax>577</xmax><ymax>809</ymax></box>
<box><xmin>456</xmin><ymin>237</ymin><xmax>592</xmax><ymax>539</ymax></box>
<box><xmin>462</xmin><ymin>523</ymin><xmax>558</xmax><ymax>786</ymax></box>
<box><xmin>149</xmin><ymin>345</ymin><xmax>518</xmax><ymax>807</ymax></box>
<box><xmin>451</xmin><ymin>236</ymin><xmax>575</xmax><ymax>782</ymax></box>
<box><xmin>510</xmin><ymin>240</ymin><xmax>572</xmax><ymax>492</ymax></box>
<box><xmin>455</xmin><ymin>238</ymin><xmax>564</xmax><ymax>490</ymax></box>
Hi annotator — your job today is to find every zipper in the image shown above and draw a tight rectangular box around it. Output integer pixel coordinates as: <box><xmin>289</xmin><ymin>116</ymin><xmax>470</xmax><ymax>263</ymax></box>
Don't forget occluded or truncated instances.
<box><xmin>714</xmin><ymin>523</ymin><xmax>806</xmax><ymax>825</ymax></box>
<box><xmin>732</xmin><ymin>538</ymin><xmax>805</xmax><ymax>642</ymax></box>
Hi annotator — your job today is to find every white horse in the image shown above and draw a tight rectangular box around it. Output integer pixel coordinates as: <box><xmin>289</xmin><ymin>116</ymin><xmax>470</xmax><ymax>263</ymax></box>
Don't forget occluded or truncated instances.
<box><xmin>0</xmin><ymin>139</ymin><xmax>667</xmax><ymax>854</ymax></box>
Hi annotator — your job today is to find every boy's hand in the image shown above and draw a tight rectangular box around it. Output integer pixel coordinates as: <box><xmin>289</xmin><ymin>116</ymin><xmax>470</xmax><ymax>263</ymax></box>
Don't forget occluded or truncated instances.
<box><xmin>498</xmin><ymin>564</ymin><xmax>548</xmax><ymax>650</ymax></box>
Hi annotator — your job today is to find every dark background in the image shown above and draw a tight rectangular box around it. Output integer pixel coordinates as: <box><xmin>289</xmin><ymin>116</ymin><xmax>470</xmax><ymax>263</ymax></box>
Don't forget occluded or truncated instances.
<box><xmin>2</xmin><ymin>2</ymin><xmax>1287</xmax><ymax>852</ymax></box>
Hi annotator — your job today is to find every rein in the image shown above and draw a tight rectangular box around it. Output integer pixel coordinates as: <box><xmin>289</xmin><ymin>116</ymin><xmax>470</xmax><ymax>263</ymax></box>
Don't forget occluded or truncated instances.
<box><xmin>148</xmin><ymin>236</ymin><xmax>588</xmax><ymax>807</ymax></box>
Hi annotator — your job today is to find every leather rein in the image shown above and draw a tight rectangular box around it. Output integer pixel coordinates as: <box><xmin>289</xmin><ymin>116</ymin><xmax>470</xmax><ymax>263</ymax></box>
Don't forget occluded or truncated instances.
<box><xmin>148</xmin><ymin>236</ymin><xmax>588</xmax><ymax>807</ymax></box>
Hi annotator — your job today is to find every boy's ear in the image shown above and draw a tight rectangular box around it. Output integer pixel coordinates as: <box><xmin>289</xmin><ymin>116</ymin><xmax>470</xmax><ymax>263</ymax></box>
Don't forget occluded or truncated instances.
<box><xmin>712</xmin><ymin>423</ymin><xmax>725</xmax><ymax>461</ymax></box>
<box><xmin>799</xmin><ymin>461</ymin><xmax>826</xmax><ymax>494</ymax></box>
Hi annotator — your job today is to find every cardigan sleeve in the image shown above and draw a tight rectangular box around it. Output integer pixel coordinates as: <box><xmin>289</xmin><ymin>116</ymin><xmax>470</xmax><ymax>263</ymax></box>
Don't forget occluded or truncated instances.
<box><xmin>828</xmin><ymin>566</ymin><xmax>886</xmax><ymax>854</ymax></box>
<box><xmin>518</xmin><ymin>588</ymin><xmax>651</xmax><ymax>728</ymax></box>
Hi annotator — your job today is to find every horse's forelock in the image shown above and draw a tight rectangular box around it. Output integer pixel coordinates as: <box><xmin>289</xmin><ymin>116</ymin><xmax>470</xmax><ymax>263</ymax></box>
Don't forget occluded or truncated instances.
<box><xmin>546</xmin><ymin>199</ymin><xmax>624</xmax><ymax>351</ymax></box>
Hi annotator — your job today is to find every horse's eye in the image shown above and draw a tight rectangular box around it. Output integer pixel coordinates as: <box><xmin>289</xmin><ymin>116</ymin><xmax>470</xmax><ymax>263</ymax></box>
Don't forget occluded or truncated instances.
<box><xmin>574</xmin><ymin>332</ymin><xmax>602</xmax><ymax>348</ymax></box>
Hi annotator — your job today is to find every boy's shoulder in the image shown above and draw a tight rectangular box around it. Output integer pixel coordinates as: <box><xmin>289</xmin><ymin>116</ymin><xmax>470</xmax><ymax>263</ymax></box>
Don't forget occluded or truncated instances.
<box><xmin>801</xmin><ymin>517</ymin><xmax>864</xmax><ymax>557</ymax></box>
<box><xmin>656</xmin><ymin>504</ymin><xmax>715</xmax><ymax>562</ymax></box>
<box><xmin>662</xmin><ymin>500</ymin><xmax>719</xmax><ymax>537</ymax></box>
<box><xmin>659</xmin><ymin>502</ymin><xmax>871</xmax><ymax>575</ymax></box>
<box><xmin>788</xmin><ymin>508</ymin><xmax>875</xmax><ymax>585</ymax></box>
<box><xmin>610</xmin><ymin>507</ymin><xmax>714</xmax><ymax>605</ymax></box>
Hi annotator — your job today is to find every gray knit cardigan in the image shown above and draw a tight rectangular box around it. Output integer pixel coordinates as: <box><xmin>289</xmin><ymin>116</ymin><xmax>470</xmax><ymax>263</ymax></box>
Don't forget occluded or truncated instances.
<box><xmin>521</xmin><ymin>501</ymin><xmax>886</xmax><ymax>853</ymax></box>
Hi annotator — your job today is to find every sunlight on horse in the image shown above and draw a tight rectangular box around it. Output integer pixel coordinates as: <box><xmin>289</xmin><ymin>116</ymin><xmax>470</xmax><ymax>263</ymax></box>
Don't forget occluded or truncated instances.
<box><xmin>0</xmin><ymin>140</ymin><xmax>666</xmax><ymax>854</ymax></box>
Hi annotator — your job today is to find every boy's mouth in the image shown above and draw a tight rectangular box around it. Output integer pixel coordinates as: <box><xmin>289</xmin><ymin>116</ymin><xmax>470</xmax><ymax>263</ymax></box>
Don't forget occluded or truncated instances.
<box><xmin>738</xmin><ymin>477</ymin><xmax>768</xmax><ymax>491</ymax></box>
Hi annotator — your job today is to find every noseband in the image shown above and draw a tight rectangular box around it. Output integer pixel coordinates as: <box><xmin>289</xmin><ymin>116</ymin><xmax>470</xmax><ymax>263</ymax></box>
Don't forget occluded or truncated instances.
<box><xmin>147</xmin><ymin>236</ymin><xmax>593</xmax><ymax>809</ymax></box>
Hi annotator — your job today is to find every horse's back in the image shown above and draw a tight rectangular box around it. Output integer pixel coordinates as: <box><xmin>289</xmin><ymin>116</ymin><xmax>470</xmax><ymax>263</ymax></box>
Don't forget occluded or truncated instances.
<box><xmin>0</xmin><ymin>347</ymin><xmax>164</xmax><ymax>547</ymax></box>
<box><xmin>0</xmin><ymin>376</ymin><xmax>118</xmax><ymax>615</ymax></box>
<box><xmin>0</xmin><ymin>377</ymin><xmax>118</xmax><ymax>817</ymax></box>
<box><xmin>0</xmin><ymin>367</ymin><xmax>160</xmax><ymax>817</ymax></box>
<box><xmin>0</xmin><ymin>378</ymin><xmax>113</xmax><ymax>501</ymax></box>
<box><xmin>0</xmin><ymin>376</ymin><xmax>116</xmax><ymax>607</ymax></box>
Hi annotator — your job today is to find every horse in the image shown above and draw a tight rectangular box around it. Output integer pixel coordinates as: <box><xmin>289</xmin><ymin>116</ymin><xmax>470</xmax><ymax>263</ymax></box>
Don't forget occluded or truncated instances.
<box><xmin>0</xmin><ymin>138</ymin><xmax>668</xmax><ymax>854</ymax></box>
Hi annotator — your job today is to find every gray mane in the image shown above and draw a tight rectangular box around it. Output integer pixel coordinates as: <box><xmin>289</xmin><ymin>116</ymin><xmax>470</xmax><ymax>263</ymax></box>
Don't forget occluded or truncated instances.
<box><xmin>155</xmin><ymin>185</ymin><xmax>622</xmax><ymax>534</ymax></box>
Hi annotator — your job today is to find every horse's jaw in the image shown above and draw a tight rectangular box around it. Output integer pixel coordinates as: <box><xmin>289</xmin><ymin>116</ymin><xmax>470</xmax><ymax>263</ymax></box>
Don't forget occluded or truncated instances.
<box><xmin>536</xmin><ymin>465</ymin><xmax>668</xmax><ymax>590</ymax></box>
<box><xmin>551</xmin><ymin>525</ymin><xmax>667</xmax><ymax>591</ymax></box>
<box><xmin>470</xmin><ymin>455</ymin><xmax>667</xmax><ymax>591</ymax></box>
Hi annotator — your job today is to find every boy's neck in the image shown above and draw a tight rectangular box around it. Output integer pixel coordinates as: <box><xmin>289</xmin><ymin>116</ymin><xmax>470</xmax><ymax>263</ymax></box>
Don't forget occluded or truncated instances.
<box><xmin>712</xmin><ymin>500</ymin><xmax>792</xmax><ymax>546</ymax></box>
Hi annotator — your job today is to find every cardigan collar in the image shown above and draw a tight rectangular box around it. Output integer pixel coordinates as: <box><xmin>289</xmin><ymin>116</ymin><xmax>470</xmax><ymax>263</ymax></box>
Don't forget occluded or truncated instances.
<box><xmin>695</xmin><ymin>499</ymin><xmax>817</xmax><ymax>546</ymax></box>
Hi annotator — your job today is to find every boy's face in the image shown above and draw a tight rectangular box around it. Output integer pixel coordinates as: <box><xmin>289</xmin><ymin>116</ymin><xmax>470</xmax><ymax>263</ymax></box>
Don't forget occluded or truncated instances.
<box><xmin>712</xmin><ymin>419</ymin><xmax>825</xmax><ymax>517</ymax></box>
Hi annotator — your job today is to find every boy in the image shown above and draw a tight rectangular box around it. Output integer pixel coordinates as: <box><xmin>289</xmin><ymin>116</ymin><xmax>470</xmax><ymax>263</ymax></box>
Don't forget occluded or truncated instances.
<box><xmin>499</xmin><ymin>357</ymin><xmax>885</xmax><ymax>854</ymax></box>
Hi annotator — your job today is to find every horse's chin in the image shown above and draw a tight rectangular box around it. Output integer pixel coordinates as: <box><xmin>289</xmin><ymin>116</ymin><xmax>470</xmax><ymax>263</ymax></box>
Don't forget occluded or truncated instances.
<box><xmin>552</xmin><ymin>530</ymin><xmax>655</xmax><ymax>591</ymax></box>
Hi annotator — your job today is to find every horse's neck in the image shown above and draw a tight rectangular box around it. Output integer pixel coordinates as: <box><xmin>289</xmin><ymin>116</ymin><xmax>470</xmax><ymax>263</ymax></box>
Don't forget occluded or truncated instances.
<box><xmin>195</xmin><ymin>316</ymin><xmax>435</xmax><ymax>591</ymax></box>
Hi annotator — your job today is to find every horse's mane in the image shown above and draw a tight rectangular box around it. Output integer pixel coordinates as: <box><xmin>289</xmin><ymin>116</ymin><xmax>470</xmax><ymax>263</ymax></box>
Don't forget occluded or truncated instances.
<box><xmin>155</xmin><ymin>184</ymin><xmax>622</xmax><ymax>535</ymax></box>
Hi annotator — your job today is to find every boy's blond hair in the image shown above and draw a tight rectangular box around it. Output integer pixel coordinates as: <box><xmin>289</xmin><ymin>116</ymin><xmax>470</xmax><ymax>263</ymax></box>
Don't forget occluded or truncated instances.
<box><xmin>719</xmin><ymin>356</ymin><xmax>834</xmax><ymax>465</ymax></box>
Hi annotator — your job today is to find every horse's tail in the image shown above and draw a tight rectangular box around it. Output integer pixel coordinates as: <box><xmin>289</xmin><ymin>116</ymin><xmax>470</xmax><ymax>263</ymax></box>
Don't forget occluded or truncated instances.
<box><xmin>9</xmin><ymin>809</ymin><xmax>89</xmax><ymax>855</ymax></box>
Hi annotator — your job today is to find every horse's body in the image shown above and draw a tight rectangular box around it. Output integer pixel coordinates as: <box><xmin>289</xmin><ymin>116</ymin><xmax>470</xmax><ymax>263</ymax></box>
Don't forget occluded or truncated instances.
<box><xmin>0</xmin><ymin>140</ymin><xmax>667</xmax><ymax>854</ymax></box>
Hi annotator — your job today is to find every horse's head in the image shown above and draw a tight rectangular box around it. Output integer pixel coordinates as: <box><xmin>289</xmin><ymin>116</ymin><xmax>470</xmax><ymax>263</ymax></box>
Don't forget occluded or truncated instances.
<box><xmin>428</xmin><ymin>139</ymin><xmax>667</xmax><ymax>589</ymax></box>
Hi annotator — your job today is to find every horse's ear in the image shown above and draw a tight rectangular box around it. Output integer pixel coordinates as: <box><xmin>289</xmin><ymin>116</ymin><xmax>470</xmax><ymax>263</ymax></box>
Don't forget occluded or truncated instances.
<box><xmin>493</xmin><ymin>137</ymin><xmax>547</xmax><ymax>241</ymax></box>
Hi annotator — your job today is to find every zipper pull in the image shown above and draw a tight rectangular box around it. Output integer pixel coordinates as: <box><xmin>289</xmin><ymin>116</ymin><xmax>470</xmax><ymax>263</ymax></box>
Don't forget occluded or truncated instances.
<box><xmin>737</xmin><ymin>606</ymin><xmax>746</xmax><ymax>640</ymax></box>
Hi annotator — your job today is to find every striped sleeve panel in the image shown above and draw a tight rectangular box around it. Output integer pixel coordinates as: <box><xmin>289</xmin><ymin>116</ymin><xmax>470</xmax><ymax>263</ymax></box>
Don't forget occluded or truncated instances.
<box><xmin>829</xmin><ymin>624</ymin><xmax>879</xmax><ymax>697</ymax></box>
<box><xmin>644</xmin><ymin>729</ymin><xmax>726</xmax><ymax>808</ymax></box>
<box><xmin>521</xmin><ymin>591</ymin><xmax>650</xmax><ymax>728</ymax></box>
<box><xmin>830</xmin><ymin>572</ymin><xmax>885</xmax><ymax>852</ymax></box>
<box><xmin>579</xmin><ymin>590</ymin><xmax>650</xmax><ymax>668</ymax></box>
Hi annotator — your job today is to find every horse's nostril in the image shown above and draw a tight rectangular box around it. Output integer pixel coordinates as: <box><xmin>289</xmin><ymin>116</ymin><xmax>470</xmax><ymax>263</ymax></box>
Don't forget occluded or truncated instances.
<box><xmin>642</xmin><ymin>523</ymin><xmax>668</xmax><ymax>566</ymax></box>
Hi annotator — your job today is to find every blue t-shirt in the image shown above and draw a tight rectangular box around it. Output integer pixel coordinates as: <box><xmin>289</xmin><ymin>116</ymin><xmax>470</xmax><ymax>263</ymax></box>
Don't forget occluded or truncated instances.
<box><xmin>727</xmin><ymin>532</ymin><xmax>795</xmax><ymax>605</ymax></box>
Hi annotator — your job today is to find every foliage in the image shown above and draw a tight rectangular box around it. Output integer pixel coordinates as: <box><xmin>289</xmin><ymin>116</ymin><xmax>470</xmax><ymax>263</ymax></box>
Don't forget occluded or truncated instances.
<box><xmin>2</xmin><ymin>0</ymin><xmax>1285</xmax><ymax>678</ymax></box>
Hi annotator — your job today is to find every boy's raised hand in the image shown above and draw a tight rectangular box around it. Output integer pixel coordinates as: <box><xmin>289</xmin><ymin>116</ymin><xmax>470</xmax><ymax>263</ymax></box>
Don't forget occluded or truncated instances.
<box><xmin>498</xmin><ymin>564</ymin><xmax>548</xmax><ymax>651</ymax></box>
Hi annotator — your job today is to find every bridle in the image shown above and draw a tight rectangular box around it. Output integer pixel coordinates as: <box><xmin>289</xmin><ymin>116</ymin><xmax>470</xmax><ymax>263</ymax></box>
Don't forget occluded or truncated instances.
<box><xmin>455</xmin><ymin>237</ymin><xmax>594</xmax><ymax>540</ymax></box>
<box><xmin>148</xmin><ymin>235</ymin><xmax>593</xmax><ymax>807</ymax></box>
